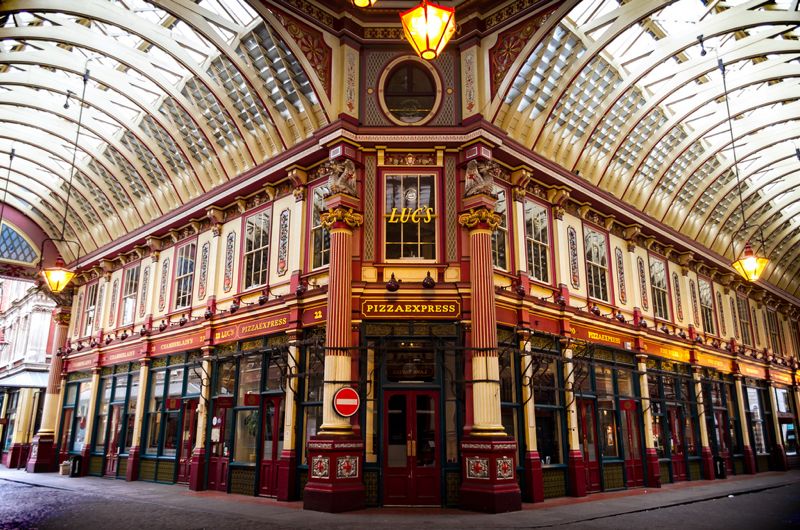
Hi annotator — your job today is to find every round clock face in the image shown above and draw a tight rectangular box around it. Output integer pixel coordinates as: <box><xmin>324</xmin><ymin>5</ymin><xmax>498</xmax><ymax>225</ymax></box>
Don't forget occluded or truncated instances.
<box><xmin>405</xmin><ymin>187</ymin><xmax>417</xmax><ymax>206</ymax></box>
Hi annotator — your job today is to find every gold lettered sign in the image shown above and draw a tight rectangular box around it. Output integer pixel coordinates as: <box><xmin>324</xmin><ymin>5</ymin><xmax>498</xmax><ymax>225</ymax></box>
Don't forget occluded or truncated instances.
<box><xmin>695</xmin><ymin>352</ymin><xmax>733</xmax><ymax>373</ymax></box>
<box><xmin>771</xmin><ymin>370</ymin><xmax>792</xmax><ymax>386</ymax></box>
<box><xmin>212</xmin><ymin>313</ymin><xmax>291</xmax><ymax>343</ymax></box>
<box><xmin>100</xmin><ymin>346</ymin><xmax>144</xmax><ymax>366</ymax></box>
<box><xmin>361</xmin><ymin>299</ymin><xmax>460</xmax><ymax>319</ymax></box>
<box><xmin>740</xmin><ymin>362</ymin><xmax>766</xmax><ymax>379</ymax></box>
<box><xmin>152</xmin><ymin>331</ymin><xmax>205</xmax><ymax>356</ymax></box>
<box><xmin>643</xmin><ymin>340</ymin><xmax>690</xmax><ymax>364</ymax></box>
<box><xmin>386</xmin><ymin>207</ymin><xmax>435</xmax><ymax>224</ymax></box>
<box><xmin>572</xmin><ymin>324</ymin><xmax>629</xmax><ymax>348</ymax></box>
<box><xmin>66</xmin><ymin>353</ymin><xmax>99</xmax><ymax>372</ymax></box>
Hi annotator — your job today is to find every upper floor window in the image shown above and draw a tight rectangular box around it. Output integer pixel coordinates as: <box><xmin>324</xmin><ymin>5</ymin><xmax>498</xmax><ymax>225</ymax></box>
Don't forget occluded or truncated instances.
<box><xmin>524</xmin><ymin>201</ymin><xmax>550</xmax><ymax>283</ymax></box>
<box><xmin>698</xmin><ymin>278</ymin><xmax>715</xmax><ymax>335</ymax></box>
<box><xmin>584</xmin><ymin>226</ymin><xmax>609</xmax><ymax>302</ymax></box>
<box><xmin>736</xmin><ymin>297</ymin><xmax>752</xmax><ymax>346</ymax></box>
<box><xmin>244</xmin><ymin>211</ymin><xmax>271</xmax><ymax>289</ymax></box>
<box><xmin>766</xmin><ymin>310</ymin><xmax>783</xmax><ymax>355</ymax></box>
<box><xmin>649</xmin><ymin>258</ymin><xmax>670</xmax><ymax>321</ymax></box>
<box><xmin>83</xmin><ymin>283</ymin><xmax>98</xmax><ymax>336</ymax></box>
<box><xmin>174</xmin><ymin>242</ymin><xmax>197</xmax><ymax>309</ymax></box>
<box><xmin>384</xmin><ymin>174</ymin><xmax>436</xmax><ymax>260</ymax></box>
<box><xmin>121</xmin><ymin>266</ymin><xmax>140</xmax><ymax>326</ymax></box>
<box><xmin>311</xmin><ymin>185</ymin><xmax>330</xmax><ymax>269</ymax></box>
<box><xmin>491</xmin><ymin>186</ymin><xmax>508</xmax><ymax>270</ymax></box>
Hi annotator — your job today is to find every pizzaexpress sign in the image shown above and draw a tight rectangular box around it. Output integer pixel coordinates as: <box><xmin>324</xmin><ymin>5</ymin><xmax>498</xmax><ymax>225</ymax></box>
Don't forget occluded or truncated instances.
<box><xmin>361</xmin><ymin>299</ymin><xmax>460</xmax><ymax>319</ymax></box>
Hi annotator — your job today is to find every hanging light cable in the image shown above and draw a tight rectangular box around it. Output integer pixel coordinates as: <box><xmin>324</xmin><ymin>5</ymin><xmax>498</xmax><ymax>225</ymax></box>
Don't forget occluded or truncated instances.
<box><xmin>719</xmin><ymin>59</ymin><xmax>769</xmax><ymax>282</ymax></box>
<box><xmin>39</xmin><ymin>69</ymin><xmax>90</xmax><ymax>293</ymax></box>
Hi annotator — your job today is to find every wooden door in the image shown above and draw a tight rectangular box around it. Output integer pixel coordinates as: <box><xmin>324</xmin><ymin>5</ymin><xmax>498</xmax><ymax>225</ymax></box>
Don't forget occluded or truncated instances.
<box><xmin>668</xmin><ymin>406</ymin><xmax>687</xmax><ymax>481</ymax></box>
<box><xmin>383</xmin><ymin>390</ymin><xmax>441</xmax><ymax>506</ymax></box>
<box><xmin>176</xmin><ymin>399</ymin><xmax>198</xmax><ymax>484</ymax></box>
<box><xmin>712</xmin><ymin>410</ymin><xmax>732</xmax><ymax>475</ymax></box>
<box><xmin>258</xmin><ymin>396</ymin><xmax>285</xmax><ymax>496</ymax></box>
<box><xmin>104</xmin><ymin>405</ymin><xmax>123</xmax><ymax>476</ymax></box>
<box><xmin>208</xmin><ymin>398</ymin><xmax>232</xmax><ymax>491</ymax></box>
<box><xmin>620</xmin><ymin>399</ymin><xmax>644</xmax><ymax>487</ymax></box>
<box><xmin>578</xmin><ymin>399</ymin><xmax>601</xmax><ymax>493</ymax></box>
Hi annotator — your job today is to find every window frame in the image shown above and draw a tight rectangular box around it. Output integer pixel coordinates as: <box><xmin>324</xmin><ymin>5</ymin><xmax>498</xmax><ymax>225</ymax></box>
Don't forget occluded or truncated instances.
<box><xmin>524</xmin><ymin>198</ymin><xmax>552</xmax><ymax>286</ymax></box>
<box><xmin>766</xmin><ymin>310</ymin><xmax>784</xmax><ymax>356</ymax></box>
<box><xmin>582</xmin><ymin>223</ymin><xmax>613</xmax><ymax>304</ymax></box>
<box><xmin>697</xmin><ymin>276</ymin><xmax>717</xmax><ymax>336</ymax></box>
<box><xmin>240</xmin><ymin>205</ymin><xmax>273</xmax><ymax>291</ymax></box>
<box><xmin>309</xmin><ymin>183</ymin><xmax>331</xmax><ymax>270</ymax></box>
<box><xmin>381</xmin><ymin>171</ymin><xmax>439</xmax><ymax>262</ymax></box>
<box><xmin>82</xmin><ymin>281</ymin><xmax>99</xmax><ymax>337</ymax></box>
<box><xmin>648</xmin><ymin>255</ymin><xmax>671</xmax><ymax>322</ymax></box>
<box><xmin>172</xmin><ymin>240</ymin><xmax>198</xmax><ymax>310</ymax></box>
<box><xmin>736</xmin><ymin>296</ymin><xmax>753</xmax><ymax>347</ymax></box>
<box><xmin>119</xmin><ymin>264</ymin><xmax>141</xmax><ymax>328</ymax></box>
<box><xmin>491</xmin><ymin>185</ymin><xmax>510</xmax><ymax>271</ymax></box>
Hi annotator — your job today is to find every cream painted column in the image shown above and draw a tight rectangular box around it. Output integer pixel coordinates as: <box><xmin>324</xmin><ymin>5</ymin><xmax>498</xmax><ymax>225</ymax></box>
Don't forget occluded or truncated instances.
<box><xmin>319</xmin><ymin>195</ymin><xmax>363</xmax><ymax>434</ymax></box>
<box><xmin>281</xmin><ymin>336</ymin><xmax>299</xmax><ymax>453</ymax></box>
<box><xmin>193</xmin><ymin>354</ymin><xmax>212</xmax><ymax>451</ymax></box>
<box><xmin>563</xmin><ymin>346</ymin><xmax>586</xmax><ymax>496</ymax></box>
<box><xmin>693</xmin><ymin>368</ymin><xmax>715</xmax><ymax>479</ymax></box>
<box><xmin>734</xmin><ymin>374</ymin><xmax>756</xmax><ymax>473</ymax></box>
<box><xmin>637</xmin><ymin>354</ymin><xmax>662</xmax><ymax>486</ymax></box>
<box><xmin>27</xmin><ymin>307</ymin><xmax>70</xmax><ymax>472</ymax></box>
<box><xmin>459</xmin><ymin>203</ymin><xmax>504</xmax><ymax>433</ymax></box>
<box><xmin>0</xmin><ymin>390</ymin><xmax>8</xmax><ymax>445</ymax></box>
<box><xmin>10</xmin><ymin>388</ymin><xmax>35</xmax><ymax>446</ymax></box>
<box><xmin>80</xmin><ymin>369</ymin><xmax>102</xmax><ymax>451</ymax></box>
<box><xmin>130</xmin><ymin>361</ymin><xmax>149</xmax><ymax>450</ymax></box>
<box><xmin>520</xmin><ymin>338</ymin><xmax>537</xmax><ymax>453</ymax></box>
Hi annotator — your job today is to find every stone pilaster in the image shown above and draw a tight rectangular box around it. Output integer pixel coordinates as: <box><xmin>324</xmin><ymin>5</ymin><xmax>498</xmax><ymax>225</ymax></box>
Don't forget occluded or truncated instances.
<box><xmin>519</xmin><ymin>334</ymin><xmax>543</xmax><ymax>502</ymax></box>
<box><xmin>734</xmin><ymin>374</ymin><xmax>756</xmax><ymax>473</ymax></box>
<box><xmin>277</xmin><ymin>330</ymin><xmax>300</xmax><ymax>501</ymax></box>
<box><xmin>693</xmin><ymin>368</ymin><xmax>715</xmax><ymax>480</ymax></box>
<box><xmin>458</xmin><ymin>194</ymin><xmax>521</xmax><ymax>513</ymax></box>
<box><xmin>27</xmin><ymin>307</ymin><xmax>70</xmax><ymax>472</ymax></box>
<box><xmin>636</xmin><ymin>354</ymin><xmax>661</xmax><ymax>487</ymax></box>
<box><xmin>189</xmin><ymin>349</ymin><xmax>212</xmax><ymax>491</ymax></box>
<box><xmin>563</xmin><ymin>347</ymin><xmax>586</xmax><ymax>497</ymax></box>
<box><xmin>126</xmin><ymin>359</ymin><xmax>150</xmax><ymax>481</ymax></box>
<box><xmin>303</xmin><ymin>192</ymin><xmax>365</xmax><ymax>513</ymax></box>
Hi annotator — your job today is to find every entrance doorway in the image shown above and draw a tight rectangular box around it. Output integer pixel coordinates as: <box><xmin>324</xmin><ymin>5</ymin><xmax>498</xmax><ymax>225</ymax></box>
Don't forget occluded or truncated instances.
<box><xmin>668</xmin><ymin>406</ymin><xmax>687</xmax><ymax>481</ymax></box>
<box><xmin>258</xmin><ymin>395</ymin><xmax>285</xmax><ymax>496</ymax></box>
<box><xmin>104</xmin><ymin>405</ymin><xmax>123</xmax><ymax>476</ymax></box>
<box><xmin>383</xmin><ymin>390</ymin><xmax>441</xmax><ymax>506</ymax></box>
<box><xmin>578</xmin><ymin>398</ymin><xmax>601</xmax><ymax>493</ymax></box>
<box><xmin>176</xmin><ymin>399</ymin><xmax>199</xmax><ymax>484</ymax></box>
<box><xmin>208</xmin><ymin>397</ymin><xmax>232</xmax><ymax>491</ymax></box>
<box><xmin>620</xmin><ymin>399</ymin><xmax>644</xmax><ymax>487</ymax></box>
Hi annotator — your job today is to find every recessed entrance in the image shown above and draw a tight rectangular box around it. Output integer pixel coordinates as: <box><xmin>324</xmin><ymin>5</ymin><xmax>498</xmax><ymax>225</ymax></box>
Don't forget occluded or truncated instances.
<box><xmin>383</xmin><ymin>390</ymin><xmax>441</xmax><ymax>506</ymax></box>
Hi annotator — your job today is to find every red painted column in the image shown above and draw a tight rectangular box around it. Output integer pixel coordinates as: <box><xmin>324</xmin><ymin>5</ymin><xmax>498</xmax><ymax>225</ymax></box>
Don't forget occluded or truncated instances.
<box><xmin>458</xmin><ymin>194</ymin><xmax>521</xmax><ymax>513</ymax></box>
<box><xmin>303</xmin><ymin>192</ymin><xmax>365</xmax><ymax>513</ymax></box>
<box><xmin>27</xmin><ymin>307</ymin><xmax>70</xmax><ymax>473</ymax></box>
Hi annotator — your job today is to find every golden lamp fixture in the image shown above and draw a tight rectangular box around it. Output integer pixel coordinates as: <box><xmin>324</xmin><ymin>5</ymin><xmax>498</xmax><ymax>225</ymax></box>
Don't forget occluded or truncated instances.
<box><xmin>41</xmin><ymin>256</ymin><xmax>76</xmax><ymax>294</ymax></box>
<box><xmin>731</xmin><ymin>241</ymin><xmax>769</xmax><ymax>282</ymax></box>
<box><xmin>400</xmin><ymin>1</ymin><xmax>457</xmax><ymax>60</ymax></box>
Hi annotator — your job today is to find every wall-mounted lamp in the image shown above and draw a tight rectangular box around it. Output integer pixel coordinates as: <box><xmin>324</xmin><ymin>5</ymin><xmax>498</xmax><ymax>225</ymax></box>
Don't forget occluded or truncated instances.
<box><xmin>386</xmin><ymin>273</ymin><xmax>400</xmax><ymax>292</ymax></box>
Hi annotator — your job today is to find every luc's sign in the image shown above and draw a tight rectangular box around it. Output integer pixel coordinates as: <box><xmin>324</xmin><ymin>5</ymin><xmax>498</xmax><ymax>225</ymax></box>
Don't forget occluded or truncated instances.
<box><xmin>386</xmin><ymin>207</ymin><xmax>434</xmax><ymax>223</ymax></box>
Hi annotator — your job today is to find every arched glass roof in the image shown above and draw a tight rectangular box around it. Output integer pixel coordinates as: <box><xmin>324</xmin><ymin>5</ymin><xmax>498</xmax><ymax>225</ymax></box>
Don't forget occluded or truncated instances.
<box><xmin>496</xmin><ymin>0</ymin><xmax>800</xmax><ymax>298</ymax></box>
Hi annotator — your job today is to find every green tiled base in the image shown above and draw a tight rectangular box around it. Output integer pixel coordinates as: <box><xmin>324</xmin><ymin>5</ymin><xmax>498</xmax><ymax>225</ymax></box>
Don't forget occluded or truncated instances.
<box><xmin>230</xmin><ymin>467</ymin><xmax>256</xmax><ymax>496</ymax></box>
<box><xmin>542</xmin><ymin>467</ymin><xmax>567</xmax><ymax>499</ymax></box>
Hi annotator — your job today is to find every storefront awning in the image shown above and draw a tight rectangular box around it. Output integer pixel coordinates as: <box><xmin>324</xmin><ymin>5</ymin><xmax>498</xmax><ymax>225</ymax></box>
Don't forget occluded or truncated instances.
<box><xmin>0</xmin><ymin>371</ymin><xmax>49</xmax><ymax>389</ymax></box>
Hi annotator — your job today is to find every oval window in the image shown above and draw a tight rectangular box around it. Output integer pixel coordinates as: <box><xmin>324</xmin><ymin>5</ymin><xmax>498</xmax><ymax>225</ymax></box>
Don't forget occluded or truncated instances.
<box><xmin>382</xmin><ymin>61</ymin><xmax>438</xmax><ymax>125</ymax></box>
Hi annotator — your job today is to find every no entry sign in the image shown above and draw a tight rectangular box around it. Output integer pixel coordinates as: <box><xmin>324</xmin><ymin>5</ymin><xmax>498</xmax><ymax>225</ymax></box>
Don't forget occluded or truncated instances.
<box><xmin>333</xmin><ymin>387</ymin><xmax>360</xmax><ymax>417</ymax></box>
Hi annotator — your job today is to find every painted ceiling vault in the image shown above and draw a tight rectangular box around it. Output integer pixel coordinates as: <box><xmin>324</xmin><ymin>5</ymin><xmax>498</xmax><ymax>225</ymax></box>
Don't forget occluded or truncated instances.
<box><xmin>0</xmin><ymin>0</ymin><xmax>799</xmax><ymax>300</ymax></box>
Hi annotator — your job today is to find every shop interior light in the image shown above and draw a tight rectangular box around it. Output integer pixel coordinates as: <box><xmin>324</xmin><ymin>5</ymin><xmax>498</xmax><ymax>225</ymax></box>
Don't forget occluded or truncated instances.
<box><xmin>400</xmin><ymin>0</ymin><xmax>456</xmax><ymax>60</ymax></box>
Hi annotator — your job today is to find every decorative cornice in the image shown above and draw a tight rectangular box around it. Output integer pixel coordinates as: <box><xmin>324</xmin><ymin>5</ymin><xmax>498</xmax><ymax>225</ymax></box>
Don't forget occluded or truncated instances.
<box><xmin>458</xmin><ymin>208</ymin><xmax>502</xmax><ymax>231</ymax></box>
<box><xmin>320</xmin><ymin>207</ymin><xmax>364</xmax><ymax>230</ymax></box>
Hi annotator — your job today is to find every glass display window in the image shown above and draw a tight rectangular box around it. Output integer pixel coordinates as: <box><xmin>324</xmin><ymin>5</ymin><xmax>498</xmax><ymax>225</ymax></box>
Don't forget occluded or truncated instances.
<box><xmin>384</xmin><ymin>174</ymin><xmax>436</xmax><ymax>260</ymax></box>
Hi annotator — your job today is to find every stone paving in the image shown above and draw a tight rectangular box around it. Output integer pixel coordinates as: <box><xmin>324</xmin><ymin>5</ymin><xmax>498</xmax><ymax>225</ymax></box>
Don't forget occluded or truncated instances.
<box><xmin>0</xmin><ymin>467</ymin><xmax>798</xmax><ymax>529</ymax></box>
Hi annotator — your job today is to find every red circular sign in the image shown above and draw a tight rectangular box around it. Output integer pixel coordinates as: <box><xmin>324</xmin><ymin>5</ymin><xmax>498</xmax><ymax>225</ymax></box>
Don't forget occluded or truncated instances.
<box><xmin>333</xmin><ymin>387</ymin><xmax>360</xmax><ymax>417</ymax></box>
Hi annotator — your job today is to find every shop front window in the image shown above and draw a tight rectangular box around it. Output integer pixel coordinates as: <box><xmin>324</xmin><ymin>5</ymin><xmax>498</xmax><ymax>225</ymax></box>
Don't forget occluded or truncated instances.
<box><xmin>125</xmin><ymin>374</ymin><xmax>139</xmax><ymax>451</ymax></box>
<box><xmin>747</xmin><ymin>387</ymin><xmax>767</xmax><ymax>454</ymax></box>
<box><xmin>94</xmin><ymin>378</ymin><xmax>112</xmax><ymax>452</ymax></box>
<box><xmin>533</xmin><ymin>361</ymin><xmax>564</xmax><ymax>465</ymax></box>
<box><xmin>301</xmin><ymin>336</ymin><xmax>324</xmax><ymax>465</ymax></box>
<box><xmin>384</xmin><ymin>174</ymin><xmax>436</xmax><ymax>260</ymax></box>
<box><xmin>72</xmin><ymin>383</ymin><xmax>93</xmax><ymax>452</ymax></box>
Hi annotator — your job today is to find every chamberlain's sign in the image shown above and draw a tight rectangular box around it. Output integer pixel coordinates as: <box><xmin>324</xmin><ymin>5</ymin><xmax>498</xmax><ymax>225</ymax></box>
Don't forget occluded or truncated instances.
<box><xmin>361</xmin><ymin>299</ymin><xmax>460</xmax><ymax>319</ymax></box>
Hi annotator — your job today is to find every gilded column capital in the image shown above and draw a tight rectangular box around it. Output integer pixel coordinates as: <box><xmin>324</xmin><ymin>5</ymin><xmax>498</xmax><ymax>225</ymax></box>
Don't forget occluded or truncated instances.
<box><xmin>458</xmin><ymin>207</ymin><xmax>502</xmax><ymax>231</ymax></box>
<box><xmin>320</xmin><ymin>206</ymin><xmax>364</xmax><ymax>230</ymax></box>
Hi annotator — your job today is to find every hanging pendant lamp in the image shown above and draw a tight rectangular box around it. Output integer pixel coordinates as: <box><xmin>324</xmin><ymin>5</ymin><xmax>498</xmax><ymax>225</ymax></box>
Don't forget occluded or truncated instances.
<box><xmin>731</xmin><ymin>242</ymin><xmax>769</xmax><ymax>283</ymax></box>
<box><xmin>351</xmin><ymin>0</ymin><xmax>377</xmax><ymax>7</ymax></box>
<box><xmin>400</xmin><ymin>0</ymin><xmax>456</xmax><ymax>60</ymax></box>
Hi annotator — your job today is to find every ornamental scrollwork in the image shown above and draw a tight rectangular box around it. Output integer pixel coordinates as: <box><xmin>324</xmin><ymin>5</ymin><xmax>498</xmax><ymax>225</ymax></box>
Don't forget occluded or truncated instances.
<box><xmin>320</xmin><ymin>207</ymin><xmax>364</xmax><ymax>230</ymax></box>
<box><xmin>457</xmin><ymin>207</ymin><xmax>502</xmax><ymax>231</ymax></box>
